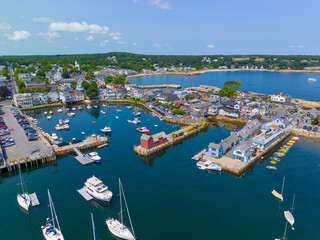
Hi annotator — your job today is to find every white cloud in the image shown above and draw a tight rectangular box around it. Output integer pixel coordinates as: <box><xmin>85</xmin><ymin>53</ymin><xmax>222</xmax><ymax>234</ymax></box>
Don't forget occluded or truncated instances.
<box><xmin>38</xmin><ymin>31</ymin><xmax>60</xmax><ymax>41</ymax></box>
<box><xmin>149</xmin><ymin>0</ymin><xmax>172</xmax><ymax>10</ymax></box>
<box><xmin>4</xmin><ymin>31</ymin><xmax>31</xmax><ymax>41</ymax></box>
<box><xmin>110</xmin><ymin>32</ymin><xmax>122</xmax><ymax>40</ymax></box>
<box><xmin>118</xmin><ymin>41</ymin><xmax>127</xmax><ymax>45</ymax></box>
<box><xmin>100</xmin><ymin>40</ymin><xmax>109</xmax><ymax>46</ymax></box>
<box><xmin>153</xmin><ymin>43</ymin><xmax>161</xmax><ymax>47</ymax></box>
<box><xmin>133</xmin><ymin>42</ymin><xmax>137</xmax><ymax>46</ymax></box>
<box><xmin>0</xmin><ymin>23</ymin><xmax>11</xmax><ymax>30</ymax></box>
<box><xmin>207</xmin><ymin>44</ymin><xmax>215</xmax><ymax>49</ymax></box>
<box><xmin>49</xmin><ymin>21</ymin><xmax>109</xmax><ymax>34</ymax></box>
<box><xmin>290</xmin><ymin>45</ymin><xmax>304</xmax><ymax>48</ymax></box>
<box><xmin>86</xmin><ymin>35</ymin><xmax>94</xmax><ymax>41</ymax></box>
<box><xmin>32</xmin><ymin>17</ymin><xmax>54</xmax><ymax>23</ymax></box>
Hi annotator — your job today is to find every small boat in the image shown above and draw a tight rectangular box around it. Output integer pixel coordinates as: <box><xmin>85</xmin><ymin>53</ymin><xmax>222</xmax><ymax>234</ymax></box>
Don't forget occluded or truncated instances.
<box><xmin>101</xmin><ymin>126</ymin><xmax>112</xmax><ymax>134</ymax></box>
<box><xmin>116</xmin><ymin>109</ymin><xmax>122</xmax><ymax>112</ymax></box>
<box><xmin>55</xmin><ymin>124</ymin><xmax>62</xmax><ymax>131</ymax></box>
<box><xmin>87</xmin><ymin>105</ymin><xmax>92</xmax><ymax>109</ymax></box>
<box><xmin>115</xmin><ymin>116</ymin><xmax>119</xmax><ymax>119</ymax></box>
<box><xmin>49</xmin><ymin>111</ymin><xmax>53</xmax><ymax>114</ymax></box>
<box><xmin>197</xmin><ymin>160</ymin><xmax>222</xmax><ymax>171</ymax></box>
<box><xmin>67</xmin><ymin>112</ymin><xmax>75</xmax><ymax>117</ymax></box>
<box><xmin>92</xmin><ymin>121</ymin><xmax>96</xmax><ymax>124</ymax></box>
<box><xmin>94</xmin><ymin>105</ymin><xmax>98</xmax><ymax>108</ymax></box>
<box><xmin>136</xmin><ymin>127</ymin><xmax>150</xmax><ymax>134</ymax></box>
<box><xmin>81</xmin><ymin>131</ymin><xmax>85</xmax><ymax>135</ymax></box>
<box><xmin>57</xmin><ymin>109</ymin><xmax>62</xmax><ymax>113</ymax></box>
<box><xmin>133</xmin><ymin>112</ymin><xmax>141</xmax><ymax>117</ymax></box>
<box><xmin>61</xmin><ymin>124</ymin><xmax>69</xmax><ymax>130</ymax></box>
<box><xmin>59</xmin><ymin>119</ymin><xmax>63</xmax><ymax>125</ymax></box>
<box><xmin>284</xmin><ymin>194</ymin><xmax>295</xmax><ymax>230</ymax></box>
<box><xmin>106</xmin><ymin>179</ymin><xmax>136</xmax><ymax>240</ymax></box>
<box><xmin>44</xmin><ymin>111</ymin><xmax>48</xmax><ymax>115</ymax></box>
<box><xmin>128</xmin><ymin>118</ymin><xmax>141</xmax><ymax>125</ymax></box>
<box><xmin>78</xmin><ymin>106</ymin><xmax>82</xmax><ymax>110</ymax></box>
<box><xmin>64</xmin><ymin>119</ymin><xmax>69</xmax><ymax>124</ymax></box>
<box><xmin>52</xmin><ymin>133</ymin><xmax>58</xmax><ymax>140</ymax></box>
<box><xmin>159</xmin><ymin>116</ymin><xmax>163</xmax><ymax>121</ymax></box>
<box><xmin>100</xmin><ymin>110</ymin><xmax>106</xmax><ymax>115</ymax></box>
<box><xmin>271</xmin><ymin>177</ymin><xmax>285</xmax><ymax>201</ymax></box>
<box><xmin>47</xmin><ymin>116</ymin><xmax>51</xmax><ymax>120</ymax></box>
<box><xmin>154</xmin><ymin>124</ymin><xmax>158</xmax><ymax>127</ymax></box>
<box><xmin>84</xmin><ymin>176</ymin><xmax>113</xmax><ymax>201</ymax></box>
<box><xmin>41</xmin><ymin>189</ymin><xmax>64</xmax><ymax>240</ymax></box>
<box><xmin>308</xmin><ymin>77</ymin><xmax>316</xmax><ymax>82</ymax></box>
<box><xmin>127</xmin><ymin>106</ymin><xmax>132</xmax><ymax>109</ymax></box>
<box><xmin>266</xmin><ymin>166</ymin><xmax>277</xmax><ymax>170</ymax></box>
<box><xmin>102</xmin><ymin>104</ymin><xmax>107</xmax><ymax>107</ymax></box>
<box><xmin>86</xmin><ymin>152</ymin><xmax>101</xmax><ymax>163</ymax></box>
<box><xmin>17</xmin><ymin>165</ymin><xmax>31</xmax><ymax>212</ymax></box>
<box><xmin>72</xmin><ymin>107</ymin><xmax>76</xmax><ymax>111</ymax></box>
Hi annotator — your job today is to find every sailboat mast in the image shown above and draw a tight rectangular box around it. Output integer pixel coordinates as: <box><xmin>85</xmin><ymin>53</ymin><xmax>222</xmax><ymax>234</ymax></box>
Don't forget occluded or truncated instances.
<box><xmin>282</xmin><ymin>221</ymin><xmax>288</xmax><ymax>240</ymax></box>
<box><xmin>291</xmin><ymin>193</ymin><xmax>295</xmax><ymax>212</ymax></box>
<box><xmin>121</xmin><ymin>180</ymin><xmax>135</xmax><ymax>237</ymax></box>
<box><xmin>48</xmin><ymin>190</ymin><xmax>56</xmax><ymax>229</ymax></box>
<box><xmin>119</xmin><ymin>178</ymin><xmax>123</xmax><ymax>224</ymax></box>
<box><xmin>281</xmin><ymin>177</ymin><xmax>285</xmax><ymax>195</ymax></box>
<box><xmin>18</xmin><ymin>165</ymin><xmax>25</xmax><ymax>194</ymax></box>
<box><xmin>91</xmin><ymin>213</ymin><xmax>96</xmax><ymax>240</ymax></box>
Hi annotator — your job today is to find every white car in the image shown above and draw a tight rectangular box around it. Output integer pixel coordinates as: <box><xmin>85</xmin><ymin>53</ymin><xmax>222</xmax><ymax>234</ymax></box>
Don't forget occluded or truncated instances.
<box><xmin>166</xmin><ymin>115</ymin><xmax>173</xmax><ymax>119</ymax></box>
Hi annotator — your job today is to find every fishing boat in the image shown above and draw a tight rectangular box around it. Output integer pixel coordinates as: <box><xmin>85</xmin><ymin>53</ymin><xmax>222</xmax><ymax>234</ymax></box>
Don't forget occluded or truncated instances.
<box><xmin>52</xmin><ymin>133</ymin><xmax>58</xmax><ymax>140</ymax></box>
<box><xmin>271</xmin><ymin>177</ymin><xmax>285</xmax><ymax>201</ymax></box>
<box><xmin>133</xmin><ymin>112</ymin><xmax>141</xmax><ymax>117</ymax></box>
<box><xmin>116</xmin><ymin>109</ymin><xmax>122</xmax><ymax>112</ymax></box>
<box><xmin>128</xmin><ymin>118</ymin><xmax>141</xmax><ymax>125</ymax></box>
<box><xmin>197</xmin><ymin>160</ymin><xmax>222</xmax><ymax>171</ymax></box>
<box><xmin>47</xmin><ymin>116</ymin><xmax>51</xmax><ymax>120</ymax></box>
<box><xmin>127</xmin><ymin>106</ymin><xmax>132</xmax><ymax>109</ymax></box>
<box><xmin>41</xmin><ymin>189</ymin><xmax>64</xmax><ymax>240</ymax></box>
<box><xmin>106</xmin><ymin>178</ymin><xmax>136</xmax><ymax>240</ymax></box>
<box><xmin>266</xmin><ymin>166</ymin><xmax>277</xmax><ymax>170</ymax></box>
<box><xmin>136</xmin><ymin>127</ymin><xmax>150</xmax><ymax>134</ymax></box>
<box><xmin>284</xmin><ymin>194</ymin><xmax>295</xmax><ymax>230</ymax></box>
<box><xmin>100</xmin><ymin>110</ymin><xmax>106</xmax><ymax>115</ymax></box>
<box><xmin>86</xmin><ymin>152</ymin><xmax>101</xmax><ymax>163</ymax></box>
<box><xmin>57</xmin><ymin>109</ymin><xmax>62</xmax><ymax>113</ymax></box>
<box><xmin>81</xmin><ymin>131</ymin><xmax>85</xmax><ymax>135</ymax></box>
<box><xmin>84</xmin><ymin>176</ymin><xmax>113</xmax><ymax>202</ymax></box>
<box><xmin>17</xmin><ymin>165</ymin><xmax>31</xmax><ymax>211</ymax></box>
<box><xmin>101</xmin><ymin>126</ymin><xmax>112</xmax><ymax>134</ymax></box>
<box><xmin>55</xmin><ymin>124</ymin><xmax>62</xmax><ymax>131</ymax></box>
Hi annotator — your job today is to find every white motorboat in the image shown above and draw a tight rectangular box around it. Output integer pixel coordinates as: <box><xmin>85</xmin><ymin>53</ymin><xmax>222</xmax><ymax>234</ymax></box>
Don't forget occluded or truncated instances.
<box><xmin>102</xmin><ymin>104</ymin><xmax>107</xmax><ymax>107</ymax></box>
<box><xmin>41</xmin><ymin>189</ymin><xmax>64</xmax><ymax>240</ymax></box>
<box><xmin>84</xmin><ymin>176</ymin><xmax>113</xmax><ymax>201</ymax></box>
<box><xmin>308</xmin><ymin>77</ymin><xmax>317</xmax><ymax>82</ymax></box>
<box><xmin>49</xmin><ymin>111</ymin><xmax>53</xmax><ymax>114</ymax></box>
<box><xmin>284</xmin><ymin>194</ymin><xmax>295</xmax><ymax>230</ymax></box>
<box><xmin>55</xmin><ymin>124</ymin><xmax>61</xmax><ymax>131</ymax></box>
<box><xmin>52</xmin><ymin>133</ymin><xmax>58</xmax><ymax>140</ymax></box>
<box><xmin>271</xmin><ymin>177</ymin><xmax>285</xmax><ymax>202</ymax></box>
<box><xmin>61</xmin><ymin>124</ymin><xmax>69</xmax><ymax>130</ymax></box>
<box><xmin>101</xmin><ymin>126</ymin><xmax>112</xmax><ymax>134</ymax></box>
<box><xmin>86</xmin><ymin>152</ymin><xmax>101</xmax><ymax>163</ymax></box>
<box><xmin>106</xmin><ymin>179</ymin><xmax>136</xmax><ymax>240</ymax></box>
<box><xmin>59</xmin><ymin>119</ymin><xmax>63</xmax><ymax>125</ymax></box>
<box><xmin>72</xmin><ymin>107</ymin><xmax>76</xmax><ymax>111</ymax></box>
<box><xmin>57</xmin><ymin>109</ymin><xmax>62</xmax><ymax>113</ymax></box>
<box><xmin>81</xmin><ymin>131</ymin><xmax>85</xmax><ymax>135</ymax></box>
<box><xmin>94</xmin><ymin>105</ymin><xmax>98</xmax><ymax>108</ymax></box>
<box><xmin>44</xmin><ymin>111</ymin><xmax>48</xmax><ymax>115</ymax></box>
<box><xmin>47</xmin><ymin>116</ymin><xmax>51</xmax><ymax>120</ymax></box>
<box><xmin>154</xmin><ymin>124</ymin><xmax>158</xmax><ymax>127</ymax></box>
<box><xmin>17</xmin><ymin>165</ymin><xmax>31</xmax><ymax>212</ymax></box>
<box><xmin>266</xmin><ymin>166</ymin><xmax>277</xmax><ymax>170</ymax></box>
<box><xmin>87</xmin><ymin>105</ymin><xmax>92</xmax><ymax>109</ymax></box>
<box><xmin>116</xmin><ymin>116</ymin><xmax>119</xmax><ymax>119</ymax></box>
<box><xmin>128</xmin><ymin>118</ymin><xmax>141</xmax><ymax>125</ymax></box>
<box><xmin>100</xmin><ymin>110</ymin><xmax>106</xmax><ymax>115</ymax></box>
<box><xmin>127</xmin><ymin>106</ymin><xmax>132</xmax><ymax>109</ymax></box>
<box><xmin>64</xmin><ymin>119</ymin><xmax>69</xmax><ymax>124</ymax></box>
<box><xmin>133</xmin><ymin>112</ymin><xmax>141</xmax><ymax>117</ymax></box>
<box><xmin>69</xmin><ymin>112</ymin><xmax>75</xmax><ymax>117</ymax></box>
<box><xmin>196</xmin><ymin>160</ymin><xmax>222</xmax><ymax>171</ymax></box>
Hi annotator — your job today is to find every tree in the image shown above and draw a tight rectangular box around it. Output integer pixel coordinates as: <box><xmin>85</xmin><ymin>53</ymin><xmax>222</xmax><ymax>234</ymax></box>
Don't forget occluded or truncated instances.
<box><xmin>172</xmin><ymin>108</ymin><xmax>185</xmax><ymax>115</ymax></box>
<box><xmin>224</xmin><ymin>81</ymin><xmax>243</xmax><ymax>91</ymax></box>
<box><xmin>219</xmin><ymin>81</ymin><xmax>243</xmax><ymax>98</ymax></box>
<box><xmin>17</xmin><ymin>80</ymin><xmax>26</xmax><ymax>89</ymax></box>
<box><xmin>86</xmin><ymin>81</ymin><xmax>98</xmax><ymax>98</ymax></box>
<box><xmin>312</xmin><ymin>117</ymin><xmax>318</xmax><ymax>125</ymax></box>
<box><xmin>114</xmin><ymin>75</ymin><xmax>126</xmax><ymax>85</ymax></box>
<box><xmin>185</xmin><ymin>93</ymin><xmax>195</xmax><ymax>101</ymax></box>
<box><xmin>62</xmin><ymin>67</ymin><xmax>70</xmax><ymax>78</ymax></box>
<box><xmin>71</xmin><ymin>81</ymin><xmax>77</xmax><ymax>90</ymax></box>
<box><xmin>0</xmin><ymin>86</ymin><xmax>11</xmax><ymax>99</ymax></box>
<box><xmin>105</xmin><ymin>75</ymin><xmax>114</xmax><ymax>83</ymax></box>
<box><xmin>251</xmin><ymin>94</ymin><xmax>257</xmax><ymax>102</ymax></box>
<box><xmin>81</xmin><ymin>80</ymin><xmax>90</xmax><ymax>90</ymax></box>
<box><xmin>36</xmin><ymin>70</ymin><xmax>46</xmax><ymax>77</ymax></box>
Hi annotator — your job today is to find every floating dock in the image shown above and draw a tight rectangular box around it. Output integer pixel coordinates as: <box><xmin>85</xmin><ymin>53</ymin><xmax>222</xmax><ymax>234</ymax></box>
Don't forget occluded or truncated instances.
<box><xmin>191</xmin><ymin>149</ymin><xmax>207</xmax><ymax>161</ymax></box>
<box><xmin>73</xmin><ymin>148</ymin><xmax>95</xmax><ymax>166</ymax></box>
<box><xmin>29</xmin><ymin>192</ymin><xmax>40</xmax><ymax>207</ymax></box>
<box><xmin>77</xmin><ymin>187</ymin><xmax>93</xmax><ymax>201</ymax></box>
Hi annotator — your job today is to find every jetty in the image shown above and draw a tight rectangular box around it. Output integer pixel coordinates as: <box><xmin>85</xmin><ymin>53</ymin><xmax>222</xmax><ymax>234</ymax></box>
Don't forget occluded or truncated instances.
<box><xmin>29</xmin><ymin>192</ymin><xmax>40</xmax><ymax>207</ymax></box>
<box><xmin>191</xmin><ymin>148</ymin><xmax>207</xmax><ymax>161</ymax></box>
<box><xmin>73</xmin><ymin>147</ymin><xmax>95</xmax><ymax>165</ymax></box>
<box><xmin>138</xmin><ymin>84</ymin><xmax>181</xmax><ymax>89</ymax></box>
<box><xmin>77</xmin><ymin>187</ymin><xmax>93</xmax><ymax>201</ymax></box>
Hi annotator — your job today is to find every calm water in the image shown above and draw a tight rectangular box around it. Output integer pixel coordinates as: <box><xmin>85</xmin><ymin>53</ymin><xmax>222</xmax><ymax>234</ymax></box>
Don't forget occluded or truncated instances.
<box><xmin>0</xmin><ymin>104</ymin><xmax>319</xmax><ymax>240</ymax></box>
<box><xmin>130</xmin><ymin>71</ymin><xmax>320</xmax><ymax>101</ymax></box>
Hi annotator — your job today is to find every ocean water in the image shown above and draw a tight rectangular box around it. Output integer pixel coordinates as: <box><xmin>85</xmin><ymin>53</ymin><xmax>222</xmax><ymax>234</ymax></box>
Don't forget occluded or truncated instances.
<box><xmin>0</xmin><ymin>104</ymin><xmax>319</xmax><ymax>239</ymax></box>
<box><xmin>129</xmin><ymin>71</ymin><xmax>320</xmax><ymax>101</ymax></box>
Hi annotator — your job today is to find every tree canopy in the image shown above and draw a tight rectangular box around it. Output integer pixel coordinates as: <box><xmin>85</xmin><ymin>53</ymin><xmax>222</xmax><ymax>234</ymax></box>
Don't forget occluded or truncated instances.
<box><xmin>86</xmin><ymin>81</ymin><xmax>98</xmax><ymax>98</ymax></box>
<box><xmin>219</xmin><ymin>81</ymin><xmax>243</xmax><ymax>98</ymax></box>
<box><xmin>81</xmin><ymin>80</ymin><xmax>90</xmax><ymax>90</ymax></box>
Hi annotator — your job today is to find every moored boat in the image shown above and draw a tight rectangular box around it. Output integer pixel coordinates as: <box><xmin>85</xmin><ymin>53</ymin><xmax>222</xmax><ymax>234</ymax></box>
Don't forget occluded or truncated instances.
<box><xmin>84</xmin><ymin>176</ymin><xmax>113</xmax><ymax>202</ymax></box>
<box><xmin>271</xmin><ymin>177</ymin><xmax>285</xmax><ymax>201</ymax></box>
<box><xmin>86</xmin><ymin>152</ymin><xmax>101</xmax><ymax>163</ymax></box>
<box><xmin>196</xmin><ymin>160</ymin><xmax>222</xmax><ymax>171</ymax></box>
<box><xmin>136</xmin><ymin>127</ymin><xmax>150</xmax><ymax>134</ymax></box>
<box><xmin>266</xmin><ymin>166</ymin><xmax>277</xmax><ymax>170</ymax></box>
<box><xmin>128</xmin><ymin>118</ymin><xmax>141</xmax><ymax>125</ymax></box>
<box><xmin>17</xmin><ymin>165</ymin><xmax>31</xmax><ymax>212</ymax></box>
<box><xmin>52</xmin><ymin>133</ymin><xmax>58</xmax><ymax>140</ymax></box>
<box><xmin>101</xmin><ymin>126</ymin><xmax>112</xmax><ymax>134</ymax></box>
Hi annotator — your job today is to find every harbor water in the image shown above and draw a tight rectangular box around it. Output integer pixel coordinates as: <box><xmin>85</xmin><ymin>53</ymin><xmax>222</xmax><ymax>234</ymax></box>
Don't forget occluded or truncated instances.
<box><xmin>0</xmin><ymin>103</ymin><xmax>319</xmax><ymax>239</ymax></box>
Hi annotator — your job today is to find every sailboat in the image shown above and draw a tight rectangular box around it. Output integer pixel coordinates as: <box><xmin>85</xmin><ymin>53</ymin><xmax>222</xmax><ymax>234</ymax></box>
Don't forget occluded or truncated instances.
<box><xmin>106</xmin><ymin>178</ymin><xmax>136</xmax><ymax>240</ymax></box>
<box><xmin>41</xmin><ymin>189</ymin><xmax>64</xmax><ymax>240</ymax></box>
<box><xmin>17</xmin><ymin>165</ymin><xmax>31</xmax><ymax>211</ymax></box>
<box><xmin>271</xmin><ymin>177</ymin><xmax>285</xmax><ymax>201</ymax></box>
<box><xmin>91</xmin><ymin>213</ymin><xmax>97</xmax><ymax>240</ymax></box>
<box><xmin>284</xmin><ymin>193</ymin><xmax>295</xmax><ymax>230</ymax></box>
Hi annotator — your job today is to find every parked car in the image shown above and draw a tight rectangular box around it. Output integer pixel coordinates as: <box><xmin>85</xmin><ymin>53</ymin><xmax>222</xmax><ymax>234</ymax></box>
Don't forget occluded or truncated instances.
<box><xmin>307</xmin><ymin>126</ymin><xmax>312</xmax><ymax>131</ymax></box>
<box><xmin>303</xmin><ymin>126</ymin><xmax>308</xmax><ymax>130</ymax></box>
<box><xmin>313</xmin><ymin>127</ymin><xmax>318</xmax><ymax>132</ymax></box>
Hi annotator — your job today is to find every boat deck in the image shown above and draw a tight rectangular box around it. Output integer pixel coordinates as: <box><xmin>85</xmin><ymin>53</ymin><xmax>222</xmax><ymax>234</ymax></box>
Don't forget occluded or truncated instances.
<box><xmin>73</xmin><ymin>147</ymin><xmax>95</xmax><ymax>165</ymax></box>
<box><xmin>29</xmin><ymin>192</ymin><xmax>40</xmax><ymax>207</ymax></box>
<box><xmin>77</xmin><ymin>187</ymin><xmax>93</xmax><ymax>201</ymax></box>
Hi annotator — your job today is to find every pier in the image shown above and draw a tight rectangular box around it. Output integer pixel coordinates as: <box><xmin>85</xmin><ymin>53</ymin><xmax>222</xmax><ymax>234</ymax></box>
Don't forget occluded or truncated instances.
<box><xmin>77</xmin><ymin>187</ymin><xmax>93</xmax><ymax>201</ymax></box>
<box><xmin>29</xmin><ymin>192</ymin><xmax>40</xmax><ymax>207</ymax></box>
<box><xmin>73</xmin><ymin>147</ymin><xmax>95</xmax><ymax>165</ymax></box>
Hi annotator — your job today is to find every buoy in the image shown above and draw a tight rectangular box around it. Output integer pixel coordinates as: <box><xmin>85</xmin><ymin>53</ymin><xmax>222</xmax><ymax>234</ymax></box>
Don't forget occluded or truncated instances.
<box><xmin>92</xmin><ymin>121</ymin><xmax>96</xmax><ymax>124</ymax></box>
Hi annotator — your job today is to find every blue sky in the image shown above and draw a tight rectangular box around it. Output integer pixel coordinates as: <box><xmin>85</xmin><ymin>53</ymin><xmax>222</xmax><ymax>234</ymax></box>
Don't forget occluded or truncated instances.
<box><xmin>0</xmin><ymin>0</ymin><xmax>319</xmax><ymax>55</ymax></box>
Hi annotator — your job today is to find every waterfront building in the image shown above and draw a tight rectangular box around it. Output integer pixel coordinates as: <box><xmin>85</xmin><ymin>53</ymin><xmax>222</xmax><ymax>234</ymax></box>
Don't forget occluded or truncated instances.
<box><xmin>70</xmin><ymin>92</ymin><xmax>85</xmax><ymax>102</ymax></box>
<box><xmin>13</xmin><ymin>93</ymin><xmax>33</xmax><ymax>107</ymax></box>
<box><xmin>191</xmin><ymin>103</ymin><xmax>212</xmax><ymax>115</ymax></box>
<box><xmin>39</xmin><ymin>93</ymin><xmax>48</xmax><ymax>104</ymax></box>
<box><xmin>31</xmin><ymin>93</ymin><xmax>41</xmax><ymax>105</ymax></box>
<box><xmin>218</xmin><ymin>108</ymin><xmax>240</xmax><ymax>118</ymax></box>
<box><xmin>47</xmin><ymin>91</ymin><xmax>60</xmax><ymax>102</ymax></box>
<box><xmin>157</xmin><ymin>92</ymin><xmax>179</xmax><ymax>104</ymax></box>
<box><xmin>236</xmin><ymin>119</ymin><xmax>261</xmax><ymax>141</ymax></box>
<box><xmin>207</xmin><ymin>132</ymin><xmax>239</xmax><ymax>158</ymax></box>
<box><xmin>140</xmin><ymin>132</ymin><xmax>167</xmax><ymax>149</ymax></box>
<box><xmin>270</xmin><ymin>91</ymin><xmax>291</xmax><ymax>103</ymax></box>
<box><xmin>300</xmin><ymin>108</ymin><xmax>319</xmax><ymax>124</ymax></box>
<box><xmin>59</xmin><ymin>92</ymin><xmax>73</xmax><ymax>104</ymax></box>
<box><xmin>232</xmin><ymin>141</ymin><xmax>255</xmax><ymax>162</ymax></box>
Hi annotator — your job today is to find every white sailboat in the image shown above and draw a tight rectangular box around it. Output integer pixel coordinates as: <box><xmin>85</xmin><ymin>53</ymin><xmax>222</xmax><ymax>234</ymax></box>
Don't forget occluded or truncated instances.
<box><xmin>271</xmin><ymin>177</ymin><xmax>285</xmax><ymax>202</ymax></box>
<box><xmin>106</xmin><ymin>178</ymin><xmax>136</xmax><ymax>240</ymax></box>
<box><xmin>41</xmin><ymin>189</ymin><xmax>64</xmax><ymax>240</ymax></box>
<box><xmin>284</xmin><ymin>193</ymin><xmax>295</xmax><ymax>230</ymax></box>
<box><xmin>17</xmin><ymin>165</ymin><xmax>31</xmax><ymax>211</ymax></box>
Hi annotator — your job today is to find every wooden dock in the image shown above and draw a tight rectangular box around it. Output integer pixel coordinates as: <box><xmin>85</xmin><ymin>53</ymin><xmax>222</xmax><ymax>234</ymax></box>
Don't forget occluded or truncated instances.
<box><xmin>191</xmin><ymin>148</ymin><xmax>207</xmax><ymax>161</ymax></box>
<box><xmin>77</xmin><ymin>187</ymin><xmax>93</xmax><ymax>201</ymax></box>
<box><xmin>73</xmin><ymin>147</ymin><xmax>95</xmax><ymax>165</ymax></box>
<box><xmin>29</xmin><ymin>192</ymin><xmax>40</xmax><ymax>207</ymax></box>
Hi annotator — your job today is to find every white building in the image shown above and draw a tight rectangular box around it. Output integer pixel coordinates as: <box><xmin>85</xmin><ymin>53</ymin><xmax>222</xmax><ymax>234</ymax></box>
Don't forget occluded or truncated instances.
<box><xmin>59</xmin><ymin>92</ymin><xmax>73</xmax><ymax>104</ymax></box>
<box><xmin>13</xmin><ymin>93</ymin><xmax>33</xmax><ymax>107</ymax></box>
<box><xmin>270</xmin><ymin>92</ymin><xmax>291</xmax><ymax>103</ymax></box>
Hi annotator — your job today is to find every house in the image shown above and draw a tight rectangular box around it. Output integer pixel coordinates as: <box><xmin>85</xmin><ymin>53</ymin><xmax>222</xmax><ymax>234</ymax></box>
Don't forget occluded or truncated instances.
<box><xmin>232</xmin><ymin>141</ymin><xmax>255</xmax><ymax>162</ymax></box>
<box><xmin>191</xmin><ymin>103</ymin><xmax>212</xmax><ymax>115</ymax></box>
<box><xmin>13</xmin><ymin>93</ymin><xmax>33</xmax><ymax>107</ymax></box>
<box><xmin>207</xmin><ymin>132</ymin><xmax>239</xmax><ymax>158</ymax></box>
<box><xmin>208</xmin><ymin>105</ymin><xmax>223</xmax><ymax>116</ymax></box>
<box><xmin>144</xmin><ymin>90</ymin><xmax>155</xmax><ymax>102</ymax></box>
<box><xmin>207</xmin><ymin>93</ymin><xmax>220</xmax><ymax>101</ymax></box>
<box><xmin>31</xmin><ymin>94</ymin><xmax>41</xmax><ymax>105</ymax></box>
<box><xmin>270</xmin><ymin>91</ymin><xmax>291</xmax><ymax>103</ymax></box>
<box><xmin>219</xmin><ymin>108</ymin><xmax>240</xmax><ymax>118</ymax></box>
<box><xmin>18</xmin><ymin>73</ymin><xmax>33</xmax><ymax>81</ymax></box>
<box><xmin>140</xmin><ymin>132</ymin><xmax>167</xmax><ymax>149</ymax></box>
<box><xmin>207</xmin><ymin>142</ymin><xmax>223</xmax><ymax>158</ymax></box>
<box><xmin>300</xmin><ymin>108</ymin><xmax>319</xmax><ymax>124</ymax></box>
<box><xmin>98</xmin><ymin>88</ymin><xmax>116</xmax><ymax>100</ymax></box>
<box><xmin>70</xmin><ymin>92</ymin><xmax>84</xmax><ymax>102</ymax></box>
<box><xmin>59</xmin><ymin>92</ymin><xmax>73</xmax><ymax>104</ymax></box>
<box><xmin>25</xmin><ymin>80</ymin><xmax>46</xmax><ymax>89</ymax></box>
<box><xmin>157</xmin><ymin>92</ymin><xmax>179</xmax><ymax>104</ymax></box>
<box><xmin>47</xmin><ymin>91</ymin><xmax>60</xmax><ymax>102</ymax></box>
<box><xmin>39</xmin><ymin>93</ymin><xmax>48</xmax><ymax>104</ymax></box>
<box><xmin>236</xmin><ymin>119</ymin><xmax>261</xmax><ymax>141</ymax></box>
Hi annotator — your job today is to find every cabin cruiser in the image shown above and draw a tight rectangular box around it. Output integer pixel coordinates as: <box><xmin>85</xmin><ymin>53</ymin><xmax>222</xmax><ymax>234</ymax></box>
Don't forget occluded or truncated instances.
<box><xmin>64</xmin><ymin>119</ymin><xmax>69</xmax><ymax>124</ymax></box>
<box><xmin>86</xmin><ymin>152</ymin><xmax>101</xmax><ymax>163</ymax></box>
<box><xmin>61</xmin><ymin>124</ymin><xmax>69</xmax><ymax>130</ymax></box>
<box><xmin>51</xmin><ymin>133</ymin><xmax>58</xmax><ymax>140</ymax></box>
<box><xmin>57</xmin><ymin>108</ymin><xmax>62</xmax><ymax>113</ymax></box>
<box><xmin>84</xmin><ymin>176</ymin><xmax>113</xmax><ymax>202</ymax></box>
<box><xmin>128</xmin><ymin>118</ymin><xmax>141</xmax><ymax>125</ymax></box>
<box><xmin>136</xmin><ymin>127</ymin><xmax>150</xmax><ymax>134</ymax></box>
<box><xmin>101</xmin><ymin>126</ymin><xmax>112</xmax><ymax>134</ymax></box>
<box><xmin>55</xmin><ymin>124</ymin><xmax>62</xmax><ymax>131</ymax></box>
<box><xmin>47</xmin><ymin>116</ymin><xmax>51</xmax><ymax>120</ymax></box>
<box><xmin>196</xmin><ymin>160</ymin><xmax>222</xmax><ymax>171</ymax></box>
